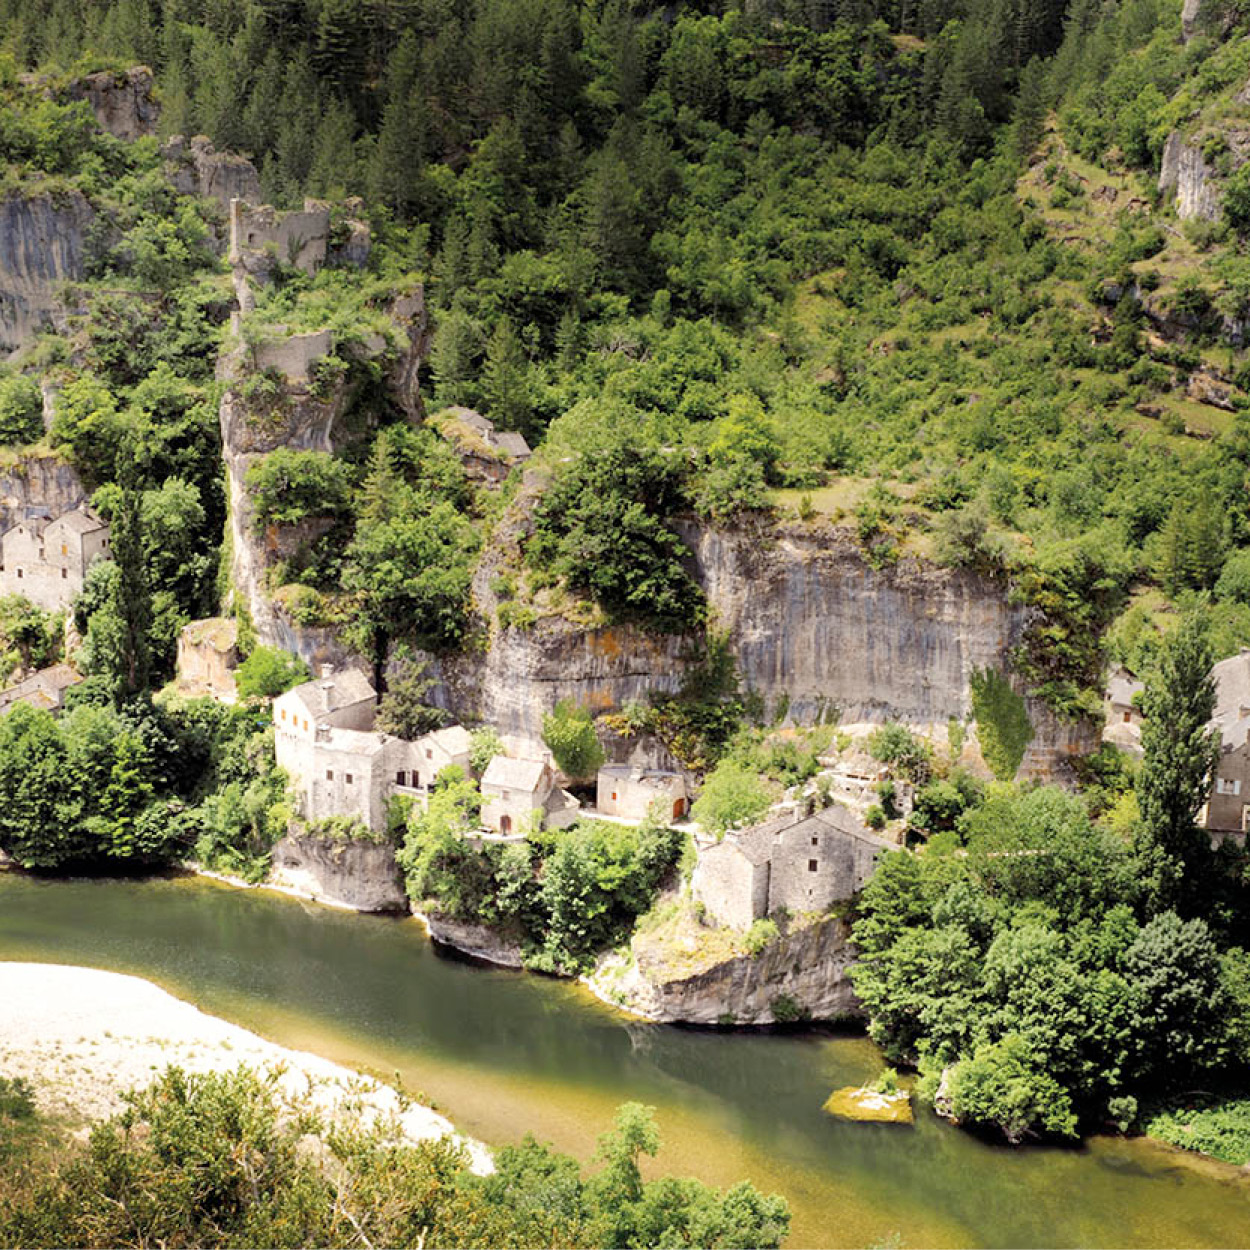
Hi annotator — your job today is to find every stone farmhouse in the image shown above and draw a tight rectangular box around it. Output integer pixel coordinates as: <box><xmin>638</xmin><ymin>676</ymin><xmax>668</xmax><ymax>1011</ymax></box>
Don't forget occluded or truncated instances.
<box><xmin>0</xmin><ymin>662</ymin><xmax>81</xmax><ymax>714</ymax></box>
<box><xmin>0</xmin><ymin>507</ymin><xmax>110</xmax><ymax>611</ymax></box>
<box><xmin>1204</xmin><ymin>650</ymin><xmax>1250</xmax><ymax>838</ymax></box>
<box><xmin>692</xmin><ymin>805</ymin><xmax>893</xmax><ymax>930</ymax></box>
<box><xmin>273</xmin><ymin>668</ymin><xmax>472</xmax><ymax>833</ymax></box>
<box><xmin>596</xmin><ymin>765</ymin><xmax>688</xmax><ymax>822</ymax></box>
<box><xmin>480</xmin><ymin>755</ymin><xmax>579</xmax><ymax>835</ymax></box>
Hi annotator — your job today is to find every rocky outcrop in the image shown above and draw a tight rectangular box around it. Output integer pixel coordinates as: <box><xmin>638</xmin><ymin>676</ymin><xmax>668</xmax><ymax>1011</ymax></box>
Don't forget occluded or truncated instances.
<box><xmin>0</xmin><ymin>191</ymin><xmax>94</xmax><ymax>354</ymax></box>
<box><xmin>220</xmin><ymin>289</ymin><xmax>431</xmax><ymax>661</ymax></box>
<box><xmin>1159</xmin><ymin>133</ymin><xmax>1221</xmax><ymax>221</ymax></box>
<box><xmin>66</xmin><ymin>66</ymin><xmax>159</xmax><ymax>140</ymax></box>
<box><xmin>165</xmin><ymin>135</ymin><xmax>261</xmax><ymax>209</ymax></box>
<box><xmin>420</xmin><ymin>913</ymin><xmax>525</xmax><ymax>968</ymax></box>
<box><xmin>0</xmin><ymin>453</ymin><xmax>88</xmax><ymax>533</ymax></box>
<box><xmin>1183</xmin><ymin>0</ymin><xmax>1206</xmax><ymax>40</ymax></box>
<box><xmin>590</xmin><ymin>915</ymin><xmax>860</xmax><ymax>1025</ymax></box>
<box><xmin>268</xmin><ymin>832</ymin><xmax>407</xmax><ymax>912</ymax></box>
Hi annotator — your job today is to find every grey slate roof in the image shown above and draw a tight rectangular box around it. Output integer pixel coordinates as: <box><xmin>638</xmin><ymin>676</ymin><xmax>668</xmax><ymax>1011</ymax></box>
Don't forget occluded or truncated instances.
<box><xmin>287</xmin><ymin>668</ymin><xmax>376</xmax><ymax>717</ymax></box>
<box><xmin>481</xmin><ymin>755</ymin><xmax>550</xmax><ymax>793</ymax></box>
<box><xmin>1213</xmin><ymin>651</ymin><xmax>1250</xmax><ymax>731</ymax></box>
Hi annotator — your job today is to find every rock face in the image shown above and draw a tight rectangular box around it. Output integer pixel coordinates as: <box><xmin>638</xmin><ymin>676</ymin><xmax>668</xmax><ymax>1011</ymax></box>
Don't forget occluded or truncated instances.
<box><xmin>66</xmin><ymin>66</ymin><xmax>159</xmax><ymax>140</ymax></box>
<box><xmin>0</xmin><ymin>191</ymin><xmax>94</xmax><ymax>354</ymax></box>
<box><xmin>1159</xmin><ymin>132</ymin><xmax>1222</xmax><ymax>221</ymax></box>
<box><xmin>1183</xmin><ymin>0</ymin><xmax>1205</xmax><ymax>40</ymax></box>
<box><xmin>0</xmin><ymin>454</ymin><xmax>89</xmax><ymax>533</ymax></box>
<box><xmin>420</xmin><ymin>913</ymin><xmax>526</xmax><ymax>968</ymax></box>
<box><xmin>591</xmin><ymin>915</ymin><xmax>860</xmax><ymax>1025</ymax></box>
<box><xmin>442</xmin><ymin>519</ymin><xmax>1095</xmax><ymax>783</ymax></box>
<box><xmin>165</xmin><ymin>136</ymin><xmax>261</xmax><ymax>209</ymax></box>
<box><xmin>268</xmin><ymin>832</ymin><xmax>407</xmax><ymax>912</ymax></box>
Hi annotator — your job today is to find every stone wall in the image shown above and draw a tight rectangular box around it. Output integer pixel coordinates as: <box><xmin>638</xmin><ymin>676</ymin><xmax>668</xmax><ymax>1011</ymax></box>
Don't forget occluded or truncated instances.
<box><xmin>230</xmin><ymin>200</ymin><xmax>331</xmax><ymax>274</ymax></box>
<box><xmin>165</xmin><ymin>136</ymin><xmax>261</xmax><ymax>209</ymax></box>
<box><xmin>769</xmin><ymin>821</ymin><xmax>884</xmax><ymax>917</ymax></box>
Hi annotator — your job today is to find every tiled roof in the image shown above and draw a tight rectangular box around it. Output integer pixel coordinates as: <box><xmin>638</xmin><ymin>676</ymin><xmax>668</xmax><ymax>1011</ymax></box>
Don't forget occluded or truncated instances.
<box><xmin>482</xmin><ymin>756</ymin><xmax>550</xmax><ymax>793</ymax></box>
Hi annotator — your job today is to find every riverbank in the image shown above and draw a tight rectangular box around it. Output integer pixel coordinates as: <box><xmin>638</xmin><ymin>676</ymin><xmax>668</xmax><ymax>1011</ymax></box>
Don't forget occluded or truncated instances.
<box><xmin>0</xmin><ymin>962</ymin><xmax>492</xmax><ymax>1173</ymax></box>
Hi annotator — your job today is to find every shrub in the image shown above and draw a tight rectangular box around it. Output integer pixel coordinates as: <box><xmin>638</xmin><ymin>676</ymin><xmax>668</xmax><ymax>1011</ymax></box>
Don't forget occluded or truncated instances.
<box><xmin>969</xmin><ymin>667</ymin><xmax>1034</xmax><ymax>782</ymax></box>
<box><xmin>744</xmin><ymin>917</ymin><xmax>779</xmax><ymax>957</ymax></box>
<box><xmin>0</xmin><ymin>374</ymin><xmax>43</xmax><ymax>445</ymax></box>
<box><xmin>234</xmin><ymin>647</ymin><xmax>309</xmax><ymax>700</ymax></box>
<box><xmin>691</xmin><ymin>759</ymin><xmax>772</xmax><ymax>836</ymax></box>
<box><xmin>541</xmin><ymin>699</ymin><xmax>605</xmax><ymax>781</ymax></box>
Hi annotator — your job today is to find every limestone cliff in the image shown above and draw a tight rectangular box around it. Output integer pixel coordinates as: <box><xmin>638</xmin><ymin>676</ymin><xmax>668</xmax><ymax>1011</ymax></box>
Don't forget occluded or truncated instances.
<box><xmin>589</xmin><ymin>914</ymin><xmax>859</xmax><ymax>1025</ymax></box>
<box><xmin>0</xmin><ymin>191</ymin><xmax>94</xmax><ymax>354</ymax></box>
<box><xmin>0</xmin><ymin>453</ymin><xmax>89</xmax><ymax>534</ymax></box>
<box><xmin>66</xmin><ymin>67</ymin><xmax>159</xmax><ymax>141</ymax></box>
<box><xmin>268</xmin><ymin>832</ymin><xmax>407</xmax><ymax>912</ymax></box>
<box><xmin>439</xmin><ymin>518</ymin><xmax>1095</xmax><ymax>783</ymax></box>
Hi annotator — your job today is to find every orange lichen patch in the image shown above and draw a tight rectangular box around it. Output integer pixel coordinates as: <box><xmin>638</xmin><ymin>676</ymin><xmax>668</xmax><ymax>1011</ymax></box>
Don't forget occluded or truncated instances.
<box><xmin>589</xmin><ymin>628</ymin><xmax>624</xmax><ymax>659</ymax></box>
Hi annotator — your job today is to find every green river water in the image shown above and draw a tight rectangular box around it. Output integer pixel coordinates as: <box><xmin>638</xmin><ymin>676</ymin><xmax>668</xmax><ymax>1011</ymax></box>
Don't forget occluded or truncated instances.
<box><xmin>1</xmin><ymin>871</ymin><xmax>1247</xmax><ymax>1248</ymax></box>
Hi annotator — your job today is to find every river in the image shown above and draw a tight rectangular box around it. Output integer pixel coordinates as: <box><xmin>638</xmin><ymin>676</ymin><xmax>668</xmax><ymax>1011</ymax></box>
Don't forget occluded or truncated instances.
<box><xmin>0</xmin><ymin>871</ymin><xmax>1246</xmax><ymax>1248</ymax></box>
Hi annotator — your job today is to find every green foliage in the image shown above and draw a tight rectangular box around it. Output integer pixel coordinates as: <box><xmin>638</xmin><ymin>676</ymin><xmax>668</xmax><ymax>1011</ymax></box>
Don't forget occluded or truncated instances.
<box><xmin>245</xmin><ymin>449</ymin><xmax>352</xmax><ymax>531</ymax></box>
<box><xmin>969</xmin><ymin>668</ymin><xmax>1034</xmax><ymax>781</ymax></box>
<box><xmin>376</xmin><ymin>662</ymin><xmax>447</xmax><ymax>738</ymax></box>
<box><xmin>690</xmin><ymin>759</ymin><xmax>772</xmax><ymax>838</ymax></box>
<box><xmin>744</xmin><ymin>918</ymin><xmax>779</xmax><ymax>958</ymax></box>
<box><xmin>469</xmin><ymin>726</ymin><xmax>504</xmax><ymax>775</ymax></box>
<box><xmin>868</xmin><ymin>723</ymin><xmax>931</xmax><ymax>782</ymax></box>
<box><xmin>1146</xmin><ymin>1096</ymin><xmax>1250</xmax><ymax>1166</ymax></box>
<box><xmin>541</xmin><ymin>699</ymin><xmax>605</xmax><ymax>781</ymax></box>
<box><xmin>0</xmin><ymin>374</ymin><xmax>42</xmax><ymax>444</ymax></box>
<box><xmin>233</xmin><ymin>646</ymin><xmax>309</xmax><ymax>701</ymax></box>
<box><xmin>1135</xmin><ymin>615</ymin><xmax>1221</xmax><ymax>914</ymax></box>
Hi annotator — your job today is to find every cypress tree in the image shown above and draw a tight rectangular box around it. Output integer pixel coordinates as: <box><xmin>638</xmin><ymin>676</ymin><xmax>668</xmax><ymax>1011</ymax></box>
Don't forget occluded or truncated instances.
<box><xmin>1135</xmin><ymin>614</ymin><xmax>1221</xmax><ymax>915</ymax></box>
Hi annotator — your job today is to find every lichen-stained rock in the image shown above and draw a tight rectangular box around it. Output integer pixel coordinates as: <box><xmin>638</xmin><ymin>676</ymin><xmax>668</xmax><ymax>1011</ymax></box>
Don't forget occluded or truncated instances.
<box><xmin>0</xmin><ymin>453</ymin><xmax>89</xmax><ymax>533</ymax></box>
<box><xmin>0</xmin><ymin>190</ymin><xmax>94</xmax><ymax>354</ymax></box>
<box><xmin>165</xmin><ymin>135</ymin><xmax>262</xmax><ymax>209</ymax></box>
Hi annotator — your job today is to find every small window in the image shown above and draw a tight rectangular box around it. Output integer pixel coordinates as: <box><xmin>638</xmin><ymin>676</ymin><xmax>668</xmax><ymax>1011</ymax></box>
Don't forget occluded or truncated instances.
<box><xmin>345</xmin><ymin>773</ymin><xmax>353</xmax><ymax>785</ymax></box>
<box><xmin>425</xmin><ymin>748</ymin><xmax>433</xmax><ymax>759</ymax></box>
<box><xmin>611</xmin><ymin>791</ymin><xmax>618</xmax><ymax>801</ymax></box>
<box><xmin>326</xmin><ymin>770</ymin><xmax>333</xmax><ymax>781</ymax></box>
<box><xmin>808</xmin><ymin>859</ymin><xmax>818</xmax><ymax>873</ymax></box>
<box><xmin>1123</xmin><ymin>710</ymin><xmax>1131</xmax><ymax>723</ymax></box>
<box><xmin>396</xmin><ymin>770</ymin><xmax>406</xmax><ymax>786</ymax></box>
<box><xmin>281</xmin><ymin>709</ymin><xmax>286</xmax><ymax>721</ymax></box>
<box><xmin>60</xmin><ymin>568</ymin><xmax>67</xmax><ymax>579</ymax></box>
<box><xmin>60</xmin><ymin>544</ymin><xmax>67</xmax><ymax>555</ymax></box>
<box><xmin>15</xmin><ymin>569</ymin><xmax>21</xmax><ymax>579</ymax></box>
<box><xmin>413</xmin><ymin>772</ymin><xmax>420</xmax><ymax>788</ymax></box>
<box><xmin>811</xmin><ymin>836</ymin><xmax>818</xmax><ymax>846</ymax></box>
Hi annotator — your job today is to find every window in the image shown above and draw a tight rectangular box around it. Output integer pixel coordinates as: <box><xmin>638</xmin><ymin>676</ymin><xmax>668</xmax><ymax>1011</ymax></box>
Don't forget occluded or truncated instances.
<box><xmin>396</xmin><ymin>770</ymin><xmax>406</xmax><ymax>786</ymax></box>
<box><xmin>326</xmin><ymin>770</ymin><xmax>333</xmax><ymax>781</ymax></box>
<box><xmin>611</xmin><ymin>791</ymin><xmax>618</xmax><ymax>801</ymax></box>
<box><xmin>811</xmin><ymin>836</ymin><xmax>818</xmax><ymax>846</ymax></box>
<box><xmin>60</xmin><ymin>569</ymin><xmax>67</xmax><ymax>579</ymax></box>
<box><xmin>280</xmin><ymin>709</ymin><xmax>286</xmax><ymax>721</ymax></box>
<box><xmin>1123</xmin><ymin>710</ymin><xmax>1131</xmax><ymax>723</ymax></box>
<box><xmin>15</xmin><ymin>569</ymin><xmax>21</xmax><ymax>579</ymax></box>
<box><xmin>425</xmin><ymin>748</ymin><xmax>433</xmax><ymax>759</ymax></box>
<box><xmin>1217</xmin><ymin>777</ymin><xmax>1242</xmax><ymax>796</ymax></box>
<box><xmin>60</xmin><ymin>544</ymin><xmax>67</xmax><ymax>555</ymax></box>
<box><xmin>345</xmin><ymin>773</ymin><xmax>353</xmax><ymax>785</ymax></box>
<box><xmin>808</xmin><ymin>859</ymin><xmax>818</xmax><ymax>872</ymax></box>
<box><xmin>1243</xmin><ymin>805</ymin><xmax>1250</xmax><ymax>833</ymax></box>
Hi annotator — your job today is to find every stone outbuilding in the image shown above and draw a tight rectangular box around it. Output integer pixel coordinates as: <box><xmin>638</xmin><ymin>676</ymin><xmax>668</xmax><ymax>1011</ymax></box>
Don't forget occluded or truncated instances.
<box><xmin>432</xmin><ymin>407</ymin><xmax>531</xmax><ymax>485</ymax></box>
<box><xmin>406</xmin><ymin>724</ymin><xmax>473</xmax><ymax>789</ymax></box>
<box><xmin>0</xmin><ymin>507</ymin><xmax>110</xmax><ymax>611</ymax></box>
<box><xmin>596</xmin><ymin>765</ymin><xmax>688</xmax><ymax>822</ymax></box>
<box><xmin>1103</xmin><ymin>664</ymin><xmax>1145</xmax><ymax>755</ymax></box>
<box><xmin>176</xmin><ymin>617</ymin><xmax>240</xmax><ymax>700</ymax></box>
<box><xmin>480</xmin><ymin>755</ymin><xmax>579</xmax><ymax>835</ymax></box>
<box><xmin>692</xmin><ymin>805</ymin><xmax>893</xmax><ymax>930</ymax></box>
<box><xmin>0</xmin><ymin>662</ymin><xmax>81</xmax><ymax>714</ymax></box>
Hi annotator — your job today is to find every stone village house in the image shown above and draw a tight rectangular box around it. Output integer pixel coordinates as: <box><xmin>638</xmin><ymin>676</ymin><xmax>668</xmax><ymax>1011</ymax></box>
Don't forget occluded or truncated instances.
<box><xmin>273</xmin><ymin>669</ymin><xmax>471</xmax><ymax>833</ymax></box>
<box><xmin>1203</xmin><ymin>650</ymin><xmax>1250</xmax><ymax>838</ymax></box>
<box><xmin>0</xmin><ymin>662</ymin><xmax>81</xmax><ymax>714</ymax></box>
<box><xmin>480</xmin><ymin>756</ymin><xmax>580</xmax><ymax>835</ymax></box>
<box><xmin>0</xmin><ymin>507</ymin><xmax>110</xmax><ymax>612</ymax></box>
<box><xmin>691</xmin><ymin>805</ymin><xmax>894</xmax><ymax>930</ymax></box>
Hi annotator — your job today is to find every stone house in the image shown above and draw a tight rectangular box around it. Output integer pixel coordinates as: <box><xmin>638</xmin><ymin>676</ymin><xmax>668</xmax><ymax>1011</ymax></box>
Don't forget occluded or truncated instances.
<box><xmin>404</xmin><ymin>724</ymin><xmax>473</xmax><ymax>790</ymax></box>
<box><xmin>1103</xmin><ymin>665</ymin><xmax>1145</xmax><ymax>755</ymax></box>
<box><xmin>0</xmin><ymin>507</ymin><xmax>110</xmax><ymax>611</ymax></box>
<box><xmin>480</xmin><ymin>755</ymin><xmax>579</xmax><ymax>835</ymax></box>
<box><xmin>176</xmin><ymin>617</ymin><xmax>240</xmax><ymax>700</ymax></box>
<box><xmin>596</xmin><ymin>765</ymin><xmax>688</xmax><ymax>822</ymax></box>
<box><xmin>692</xmin><ymin>805</ymin><xmax>893</xmax><ymax>930</ymax></box>
<box><xmin>433</xmin><ymin>408</ymin><xmax>532</xmax><ymax>485</ymax></box>
<box><xmin>1204</xmin><ymin>651</ymin><xmax>1250</xmax><ymax>837</ymax></box>
<box><xmin>0</xmin><ymin>662</ymin><xmax>81</xmax><ymax>713</ymax></box>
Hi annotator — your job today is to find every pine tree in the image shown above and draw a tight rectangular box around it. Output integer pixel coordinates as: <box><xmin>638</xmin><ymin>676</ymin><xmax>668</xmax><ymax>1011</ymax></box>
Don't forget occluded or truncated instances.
<box><xmin>1135</xmin><ymin>614</ymin><xmax>1221</xmax><ymax>915</ymax></box>
<box><xmin>482</xmin><ymin>316</ymin><xmax>533</xmax><ymax>435</ymax></box>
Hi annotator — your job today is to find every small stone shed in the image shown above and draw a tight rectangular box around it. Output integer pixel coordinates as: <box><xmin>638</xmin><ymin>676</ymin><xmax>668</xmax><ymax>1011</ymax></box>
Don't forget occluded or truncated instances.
<box><xmin>176</xmin><ymin>617</ymin><xmax>239</xmax><ymax>700</ymax></box>
<box><xmin>1103</xmin><ymin>664</ymin><xmax>1144</xmax><ymax>755</ymax></box>
<box><xmin>596</xmin><ymin>765</ymin><xmax>688</xmax><ymax>821</ymax></box>
<box><xmin>0</xmin><ymin>662</ymin><xmax>81</xmax><ymax>714</ymax></box>
<box><xmin>692</xmin><ymin>805</ymin><xmax>893</xmax><ymax>929</ymax></box>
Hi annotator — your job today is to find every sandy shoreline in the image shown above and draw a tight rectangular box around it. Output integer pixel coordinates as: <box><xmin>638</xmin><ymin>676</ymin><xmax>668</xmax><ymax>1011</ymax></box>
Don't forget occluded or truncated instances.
<box><xmin>0</xmin><ymin>961</ymin><xmax>492</xmax><ymax>1172</ymax></box>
